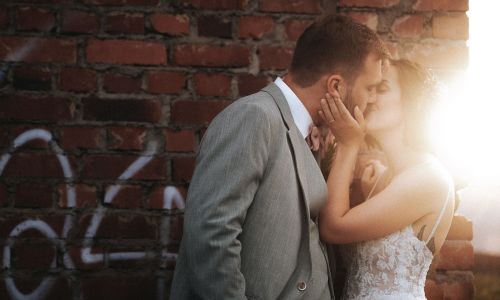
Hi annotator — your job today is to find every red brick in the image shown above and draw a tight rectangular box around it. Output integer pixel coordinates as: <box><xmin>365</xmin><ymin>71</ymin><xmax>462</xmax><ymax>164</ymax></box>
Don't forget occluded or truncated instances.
<box><xmin>0</xmin><ymin>95</ymin><xmax>74</xmax><ymax>122</ymax></box>
<box><xmin>81</xmin><ymin>154</ymin><xmax>167</xmax><ymax>180</ymax></box>
<box><xmin>82</xmin><ymin>97</ymin><xmax>162</xmax><ymax>123</ymax></box>
<box><xmin>391</xmin><ymin>15</ymin><xmax>424</xmax><ymax>38</ymax></box>
<box><xmin>148</xmin><ymin>185</ymin><xmax>186</xmax><ymax>209</ymax></box>
<box><xmin>147</xmin><ymin>71</ymin><xmax>185</xmax><ymax>94</ymax></box>
<box><xmin>81</xmin><ymin>276</ymin><xmax>157</xmax><ymax>300</ymax></box>
<box><xmin>1</xmin><ymin>153</ymin><xmax>76</xmax><ymax>178</ymax></box>
<box><xmin>174</xmin><ymin>44</ymin><xmax>249</xmax><ymax>67</ymax></box>
<box><xmin>198</xmin><ymin>15</ymin><xmax>232</xmax><ymax>38</ymax></box>
<box><xmin>11</xmin><ymin>244</ymin><xmax>56</xmax><ymax>269</ymax></box>
<box><xmin>58</xmin><ymin>183</ymin><xmax>97</xmax><ymax>208</ymax></box>
<box><xmin>238</xmin><ymin>74</ymin><xmax>270</xmax><ymax>96</ymax></box>
<box><xmin>405</xmin><ymin>42</ymin><xmax>468</xmax><ymax>69</ymax></box>
<box><xmin>104</xmin><ymin>184</ymin><xmax>143</xmax><ymax>208</ymax></box>
<box><xmin>150</xmin><ymin>13</ymin><xmax>189</xmax><ymax>36</ymax></box>
<box><xmin>339</xmin><ymin>0</ymin><xmax>399</xmax><ymax>8</ymax></box>
<box><xmin>0</xmin><ymin>37</ymin><xmax>76</xmax><ymax>63</ymax></box>
<box><xmin>0</xmin><ymin>7</ymin><xmax>8</xmax><ymax>30</ymax></box>
<box><xmin>435</xmin><ymin>240</ymin><xmax>474</xmax><ymax>270</ymax></box>
<box><xmin>78</xmin><ymin>213</ymin><xmax>158</xmax><ymax>239</ymax></box>
<box><xmin>105</xmin><ymin>12</ymin><xmax>144</xmax><ymax>34</ymax></box>
<box><xmin>103</xmin><ymin>72</ymin><xmax>143</xmax><ymax>93</ymax></box>
<box><xmin>14</xmin><ymin>183</ymin><xmax>53</xmax><ymax>208</ymax></box>
<box><xmin>165</xmin><ymin>129</ymin><xmax>196</xmax><ymax>152</ymax></box>
<box><xmin>87</xmin><ymin>39</ymin><xmax>166</xmax><ymax>65</ymax></box>
<box><xmin>83</xmin><ymin>0</ymin><xmax>159</xmax><ymax>4</ymax></box>
<box><xmin>180</xmin><ymin>0</ymin><xmax>247</xmax><ymax>10</ymax></box>
<box><xmin>425</xmin><ymin>278</ymin><xmax>474</xmax><ymax>300</ymax></box>
<box><xmin>13</xmin><ymin>65</ymin><xmax>52</xmax><ymax>91</ymax></box>
<box><xmin>432</xmin><ymin>14</ymin><xmax>468</xmax><ymax>40</ymax></box>
<box><xmin>238</xmin><ymin>16</ymin><xmax>275</xmax><ymax>39</ymax></box>
<box><xmin>60</xmin><ymin>127</ymin><xmax>102</xmax><ymax>150</ymax></box>
<box><xmin>284</xmin><ymin>19</ymin><xmax>313</xmax><ymax>41</ymax></box>
<box><xmin>194</xmin><ymin>73</ymin><xmax>231</xmax><ymax>97</ymax></box>
<box><xmin>59</xmin><ymin>68</ymin><xmax>97</xmax><ymax>92</ymax></box>
<box><xmin>344</xmin><ymin>12</ymin><xmax>378</xmax><ymax>31</ymax></box>
<box><xmin>61</xmin><ymin>10</ymin><xmax>99</xmax><ymax>34</ymax></box>
<box><xmin>414</xmin><ymin>0</ymin><xmax>468</xmax><ymax>11</ymax></box>
<box><xmin>171</xmin><ymin>100</ymin><xmax>231</xmax><ymax>125</ymax></box>
<box><xmin>66</xmin><ymin>247</ymin><xmax>104</xmax><ymax>269</ymax></box>
<box><xmin>172</xmin><ymin>156</ymin><xmax>196</xmax><ymax>181</ymax></box>
<box><xmin>259</xmin><ymin>0</ymin><xmax>320</xmax><ymax>13</ymax></box>
<box><xmin>446</xmin><ymin>215</ymin><xmax>473</xmax><ymax>241</ymax></box>
<box><xmin>16</xmin><ymin>7</ymin><xmax>55</xmax><ymax>32</ymax></box>
<box><xmin>107</xmin><ymin>126</ymin><xmax>147</xmax><ymax>150</ymax></box>
<box><xmin>445</xmin><ymin>280</ymin><xmax>474</xmax><ymax>300</ymax></box>
<box><xmin>425</xmin><ymin>279</ymin><xmax>444</xmax><ymax>300</ymax></box>
<box><xmin>259</xmin><ymin>46</ymin><xmax>294</xmax><ymax>70</ymax></box>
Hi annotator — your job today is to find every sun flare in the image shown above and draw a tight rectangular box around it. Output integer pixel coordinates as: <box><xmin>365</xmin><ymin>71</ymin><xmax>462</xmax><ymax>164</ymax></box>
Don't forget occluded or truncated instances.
<box><xmin>428</xmin><ymin>1</ymin><xmax>500</xmax><ymax>186</ymax></box>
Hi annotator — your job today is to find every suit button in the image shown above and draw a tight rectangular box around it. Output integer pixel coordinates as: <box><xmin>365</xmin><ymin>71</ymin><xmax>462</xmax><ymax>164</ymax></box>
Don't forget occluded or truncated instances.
<box><xmin>297</xmin><ymin>281</ymin><xmax>307</xmax><ymax>291</ymax></box>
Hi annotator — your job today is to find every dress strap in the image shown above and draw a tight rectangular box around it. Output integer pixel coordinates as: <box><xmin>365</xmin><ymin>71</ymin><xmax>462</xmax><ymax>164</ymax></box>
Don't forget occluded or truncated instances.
<box><xmin>425</xmin><ymin>183</ymin><xmax>453</xmax><ymax>244</ymax></box>
<box><xmin>366</xmin><ymin>172</ymin><xmax>383</xmax><ymax>200</ymax></box>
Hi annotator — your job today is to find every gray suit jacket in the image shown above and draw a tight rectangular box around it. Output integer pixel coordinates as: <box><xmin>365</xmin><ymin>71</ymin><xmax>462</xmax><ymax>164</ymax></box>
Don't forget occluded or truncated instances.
<box><xmin>170</xmin><ymin>83</ymin><xmax>335</xmax><ymax>300</ymax></box>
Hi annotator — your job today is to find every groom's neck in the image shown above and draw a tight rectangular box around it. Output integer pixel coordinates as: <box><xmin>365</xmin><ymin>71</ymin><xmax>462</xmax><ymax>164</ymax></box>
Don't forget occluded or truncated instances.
<box><xmin>283</xmin><ymin>74</ymin><xmax>324</xmax><ymax>124</ymax></box>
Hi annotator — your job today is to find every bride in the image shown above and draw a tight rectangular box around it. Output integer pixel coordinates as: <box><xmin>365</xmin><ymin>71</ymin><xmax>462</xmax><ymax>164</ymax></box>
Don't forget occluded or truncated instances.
<box><xmin>318</xmin><ymin>59</ymin><xmax>455</xmax><ymax>299</ymax></box>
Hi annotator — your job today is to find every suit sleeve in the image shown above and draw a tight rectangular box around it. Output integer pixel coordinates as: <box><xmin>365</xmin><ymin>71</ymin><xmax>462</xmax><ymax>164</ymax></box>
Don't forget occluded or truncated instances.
<box><xmin>182</xmin><ymin>102</ymin><xmax>272</xmax><ymax>299</ymax></box>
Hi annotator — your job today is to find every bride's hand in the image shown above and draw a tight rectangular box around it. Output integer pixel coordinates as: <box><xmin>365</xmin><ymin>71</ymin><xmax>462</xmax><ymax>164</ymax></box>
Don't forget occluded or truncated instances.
<box><xmin>319</xmin><ymin>91</ymin><xmax>365</xmax><ymax>149</ymax></box>
<box><xmin>361</xmin><ymin>159</ymin><xmax>387</xmax><ymax>199</ymax></box>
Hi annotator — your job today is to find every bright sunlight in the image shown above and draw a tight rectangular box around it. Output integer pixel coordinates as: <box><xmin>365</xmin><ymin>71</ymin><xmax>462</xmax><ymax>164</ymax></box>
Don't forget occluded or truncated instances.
<box><xmin>430</xmin><ymin>0</ymin><xmax>500</xmax><ymax>255</ymax></box>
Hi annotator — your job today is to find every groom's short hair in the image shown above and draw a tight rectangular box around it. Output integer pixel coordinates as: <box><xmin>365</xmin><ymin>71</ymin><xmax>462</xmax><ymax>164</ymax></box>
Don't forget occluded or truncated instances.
<box><xmin>290</xmin><ymin>14</ymin><xmax>389</xmax><ymax>87</ymax></box>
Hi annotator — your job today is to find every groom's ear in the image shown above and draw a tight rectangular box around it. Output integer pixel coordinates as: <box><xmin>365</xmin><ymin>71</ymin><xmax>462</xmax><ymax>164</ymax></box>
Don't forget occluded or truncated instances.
<box><xmin>326</xmin><ymin>74</ymin><xmax>346</xmax><ymax>98</ymax></box>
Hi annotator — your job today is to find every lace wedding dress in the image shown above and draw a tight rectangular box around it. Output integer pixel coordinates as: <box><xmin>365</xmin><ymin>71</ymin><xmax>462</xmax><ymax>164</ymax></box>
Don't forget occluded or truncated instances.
<box><xmin>340</xmin><ymin>169</ymin><xmax>452</xmax><ymax>300</ymax></box>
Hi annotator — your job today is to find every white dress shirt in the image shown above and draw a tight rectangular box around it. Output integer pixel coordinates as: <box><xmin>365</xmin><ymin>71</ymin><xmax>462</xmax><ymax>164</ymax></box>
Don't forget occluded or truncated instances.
<box><xmin>274</xmin><ymin>77</ymin><xmax>313</xmax><ymax>139</ymax></box>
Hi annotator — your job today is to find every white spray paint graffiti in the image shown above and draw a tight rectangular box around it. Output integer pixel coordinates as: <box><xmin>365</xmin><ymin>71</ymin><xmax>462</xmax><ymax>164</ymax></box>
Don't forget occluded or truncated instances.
<box><xmin>0</xmin><ymin>129</ymin><xmax>185</xmax><ymax>299</ymax></box>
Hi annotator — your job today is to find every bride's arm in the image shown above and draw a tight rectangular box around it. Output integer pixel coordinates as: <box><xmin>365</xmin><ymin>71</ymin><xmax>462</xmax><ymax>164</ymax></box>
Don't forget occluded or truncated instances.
<box><xmin>318</xmin><ymin>93</ymin><xmax>451</xmax><ymax>244</ymax></box>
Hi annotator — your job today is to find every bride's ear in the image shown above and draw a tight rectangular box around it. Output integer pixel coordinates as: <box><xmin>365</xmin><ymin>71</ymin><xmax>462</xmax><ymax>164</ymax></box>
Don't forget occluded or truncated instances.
<box><xmin>326</xmin><ymin>74</ymin><xmax>346</xmax><ymax>97</ymax></box>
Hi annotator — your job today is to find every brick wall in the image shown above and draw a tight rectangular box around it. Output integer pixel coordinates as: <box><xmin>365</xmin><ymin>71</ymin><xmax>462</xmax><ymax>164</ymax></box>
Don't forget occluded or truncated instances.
<box><xmin>0</xmin><ymin>0</ymin><xmax>472</xmax><ymax>299</ymax></box>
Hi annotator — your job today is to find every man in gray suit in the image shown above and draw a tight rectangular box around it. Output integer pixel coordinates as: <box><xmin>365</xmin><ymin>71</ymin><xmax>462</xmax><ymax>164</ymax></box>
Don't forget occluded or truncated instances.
<box><xmin>170</xmin><ymin>14</ymin><xmax>389</xmax><ymax>300</ymax></box>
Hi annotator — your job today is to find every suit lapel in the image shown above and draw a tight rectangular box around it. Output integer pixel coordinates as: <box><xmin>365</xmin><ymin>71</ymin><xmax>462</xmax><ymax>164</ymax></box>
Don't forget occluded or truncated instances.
<box><xmin>261</xmin><ymin>83</ymin><xmax>312</xmax><ymax>219</ymax></box>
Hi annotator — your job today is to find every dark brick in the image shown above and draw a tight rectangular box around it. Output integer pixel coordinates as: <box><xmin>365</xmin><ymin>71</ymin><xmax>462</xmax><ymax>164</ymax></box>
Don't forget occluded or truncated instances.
<box><xmin>81</xmin><ymin>276</ymin><xmax>157</xmax><ymax>300</ymax></box>
<box><xmin>105</xmin><ymin>12</ymin><xmax>144</xmax><ymax>34</ymax></box>
<box><xmin>103</xmin><ymin>72</ymin><xmax>143</xmax><ymax>93</ymax></box>
<box><xmin>14</xmin><ymin>183</ymin><xmax>53</xmax><ymax>208</ymax></box>
<box><xmin>82</xmin><ymin>97</ymin><xmax>162</xmax><ymax>123</ymax></box>
<box><xmin>171</xmin><ymin>100</ymin><xmax>231</xmax><ymax>125</ymax></box>
<box><xmin>13</xmin><ymin>66</ymin><xmax>52</xmax><ymax>91</ymax></box>
<box><xmin>0</xmin><ymin>95</ymin><xmax>74</xmax><ymax>122</ymax></box>
<box><xmin>198</xmin><ymin>15</ymin><xmax>232</xmax><ymax>38</ymax></box>
<box><xmin>62</xmin><ymin>10</ymin><xmax>99</xmax><ymax>34</ymax></box>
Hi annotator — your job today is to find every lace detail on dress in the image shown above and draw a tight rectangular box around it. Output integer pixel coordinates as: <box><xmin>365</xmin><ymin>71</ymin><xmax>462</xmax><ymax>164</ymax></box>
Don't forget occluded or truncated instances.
<box><xmin>340</xmin><ymin>225</ymin><xmax>432</xmax><ymax>300</ymax></box>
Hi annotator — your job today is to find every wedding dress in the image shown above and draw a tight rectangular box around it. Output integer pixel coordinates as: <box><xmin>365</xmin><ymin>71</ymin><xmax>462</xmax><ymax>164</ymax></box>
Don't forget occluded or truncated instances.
<box><xmin>340</xmin><ymin>166</ymin><xmax>453</xmax><ymax>300</ymax></box>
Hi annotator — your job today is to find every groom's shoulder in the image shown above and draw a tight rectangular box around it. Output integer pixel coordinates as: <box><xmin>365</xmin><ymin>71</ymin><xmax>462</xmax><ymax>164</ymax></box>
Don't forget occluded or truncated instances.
<box><xmin>216</xmin><ymin>87</ymin><xmax>281</xmax><ymax>122</ymax></box>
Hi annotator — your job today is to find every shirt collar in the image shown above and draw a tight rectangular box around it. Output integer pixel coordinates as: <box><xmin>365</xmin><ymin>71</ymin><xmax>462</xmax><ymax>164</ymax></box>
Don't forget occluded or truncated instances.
<box><xmin>274</xmin><ymin>77</ymin><xmax>313</xmax><ymax>139</ymax></box>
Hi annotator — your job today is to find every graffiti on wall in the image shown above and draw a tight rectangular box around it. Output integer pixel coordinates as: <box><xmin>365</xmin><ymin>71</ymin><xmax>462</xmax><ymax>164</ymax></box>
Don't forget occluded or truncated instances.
<box><xmin>0</xmin><ymin>128</ymin><xmax>185</xmax><ymax>299</ymax></box>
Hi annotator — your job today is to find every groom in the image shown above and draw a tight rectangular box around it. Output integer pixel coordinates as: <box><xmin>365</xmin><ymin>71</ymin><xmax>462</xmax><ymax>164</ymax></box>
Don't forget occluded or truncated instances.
<box><xmin>170</xmin><ymin>14</ymin><xmax>389</xmax><ymax>300</ymax></box>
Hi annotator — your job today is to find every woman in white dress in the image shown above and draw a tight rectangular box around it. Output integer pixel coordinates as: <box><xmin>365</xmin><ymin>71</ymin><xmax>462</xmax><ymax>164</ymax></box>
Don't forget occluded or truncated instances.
<box><xmin>318</xmin><ymin>59</ymin><xmax>455</xmax><ymax>300</ymax></box>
